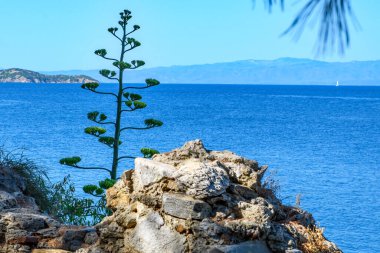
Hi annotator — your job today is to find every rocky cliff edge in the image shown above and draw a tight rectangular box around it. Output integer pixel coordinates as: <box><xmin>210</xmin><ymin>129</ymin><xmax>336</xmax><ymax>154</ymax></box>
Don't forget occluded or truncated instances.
<box><xmin>0</xmin><ymin>140</ymin><xmax>341</xmax><ymax>253</ymax></box>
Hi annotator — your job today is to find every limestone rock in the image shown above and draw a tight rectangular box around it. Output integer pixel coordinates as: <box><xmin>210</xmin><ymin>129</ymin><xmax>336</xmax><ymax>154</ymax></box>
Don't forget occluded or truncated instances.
<box><xmin>238</xmin><ymin>197</ymin><xmax>275</xmax><ymax>223</ymax></box>
<box><xmin>153</xmin><ymin>139</ymin><xmax>209</xmax><ymax>166</ymax></box>
<box><xmin>126</xmin><ymin>212</ymin><xmax>186</xmax><ymax>253</ymax></box>
<box><xmin>133</xmin><ymin>158</ymin><xmax>176</xmax><ymax>192</ymax></box>
<box><xmin>162</xmin><ymin>193</ymin><xmax>212</xmax><ymax>220</ymax></box>
<box><xmin>173</xmin><ymin>160</ymin><xmax>230</xmax><ymax>198</ymax></box>
<box><xmin>210</xmin><ymin>240</ymin><xmax>272</xmax><ymax>253</ymax></box>
<box><xmin>209</xmin><ymin>150</ymin><xmax>261</xmax><ymax>189</ymax></box>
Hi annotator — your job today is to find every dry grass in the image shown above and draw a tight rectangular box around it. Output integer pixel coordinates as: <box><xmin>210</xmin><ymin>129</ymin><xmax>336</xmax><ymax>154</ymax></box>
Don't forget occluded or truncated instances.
<box><xmin>301</xmin><ymin>226</ymin><xmax>341</xmax><ymax>253</ymax></box>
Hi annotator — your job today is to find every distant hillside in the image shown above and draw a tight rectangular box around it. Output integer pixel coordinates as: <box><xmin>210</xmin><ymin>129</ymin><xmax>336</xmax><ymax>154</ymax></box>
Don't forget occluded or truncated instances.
<box><xmin>0</xmin><ymin>68</ymin><xmax>97</xmax><ymax>83</ymax></box>
<box><xmin>45</xmin><ymin>58</ymin><xmax>380</xmax><ymax>85</ymax></box>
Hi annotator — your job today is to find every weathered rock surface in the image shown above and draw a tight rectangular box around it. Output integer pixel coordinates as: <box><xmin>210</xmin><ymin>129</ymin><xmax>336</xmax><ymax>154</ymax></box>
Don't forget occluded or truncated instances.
<box><xmin>133</xmin><ymin>158</ymin><xmax>176</xmax><ymax>192</ymax></box>
<box><xmin>126</xmin><ymin>211</ymin><xmax>186</xmax><ymax>253</ymax></box>
<box><xmin>83</xmin><ymin>140</ymin><xmax>342</xmax><ymax>253</ymax></box>
<box><xmin>0</xmin><ymin>161</ymin><xmax>97</xmax><ymax>253</ymax></box>
<box><xmin>162</xmin><ymin>193</ymin><xmax>212</xmax><ymax>220</ymax></box>
<box><xmin>173</xmin><ymin>160</ymin><xmax>230</xmax><ymax>198</ymax></box>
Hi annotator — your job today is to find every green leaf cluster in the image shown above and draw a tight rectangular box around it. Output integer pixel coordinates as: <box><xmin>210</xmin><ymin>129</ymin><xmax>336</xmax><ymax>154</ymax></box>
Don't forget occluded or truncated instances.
<box><xmin>100</xmin><ymin>69</ymin><xmax>117</xmax><ymax>78</ymax></box>
<box><xmin>94</xmin><ymin>49</ymin><xmax>107</xmax><ymax>57</ymax></box>
<box><xmin>83</xmin><ymin>178</ymin><xmax>116</xmax><ymax>197</ymax></box>
<box><xmin>145</xmin><ymin>118</ymin><xmax>163</xmax><ymax>128</ymax></box>
<box><xmin>146</xmin><ymin>78</ymin><xmax>160</xmax><ymax>87</ymax></box>
<box><xmin>113</xmin><ymin>61</ymin><xmax>132</xmax><ymax>70</ymax></box>
<box><xmin>141</xmin><ymin>148</ymin><xmax>159</xmax><ymax>158</ymax></box>
<box><xmin>81</xmin><ymin>82</ymin><xmax>99</xmax><ymax>91</ymax></box>
<box><xmin>84</xmin><ymin>126</ymin><xmax>106</xmax><ymax>137</ymax></box>
<box><xmin>99</xmin><ymin>136</ymin><xmax>122</xmax><ymax>148</ymax></box>
<box><xmin>87</xmin><ymin>111</ymin><xmax>107</xmax><ymax>122</ymax></box>
<box><xmin>60</xmin><ymin>156</ymin><xmax>81</xmax><ymax>166</ymax></box>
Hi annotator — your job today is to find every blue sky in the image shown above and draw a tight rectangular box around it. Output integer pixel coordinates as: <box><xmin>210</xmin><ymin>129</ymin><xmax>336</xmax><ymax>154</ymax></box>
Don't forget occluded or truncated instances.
<box><xmin>0</xmin><ymin>0</ymin><xmax>379</xmax><ymax>71</ymax></box>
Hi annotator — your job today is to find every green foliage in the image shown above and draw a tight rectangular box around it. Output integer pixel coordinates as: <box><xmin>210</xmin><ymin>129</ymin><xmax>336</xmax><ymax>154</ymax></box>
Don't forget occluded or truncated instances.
<box><xmin>1</xmin><ymin>148</ymin><xmax>107</xmax><ymax>226</ymax></box>
<box><xmin>81</xmin><ymin>82</ymin><xmax>99</xmax><ymax>91</ymax></box>
<box><xmin>99</xmin><ymin>69</ymin><xmax>117</xmax><ymax>78</ymax></box>
<box><xmin>129</xmin><ymin>93</ymin><xmax>142</xmax><ymax>101</ymax></box>
<box><xmin>87</xmin><ymin>111</ymin><xmax>107</xmax><ymax>122</ymax></box>
<box><xmin>145</xmin><ymin>78</ymin><xmax>160</xmax><ymax>87</ymax></box>
<box><xmin>82</xmin><ymin>178</ymin><xmax>116</xmax><ymax>198</ymax></box>
<box><xmin>98</xmin><ymin>136</ymin><xmax>122</xmax><ymax>147</ymax></box>
<box><xmin>113</xmin><ymin>61</ymin><xmax>132</xmax><ymax>70</ymax></box>
<box><xmin>84</xmin><ymin>126</ymin><xmax>106</xmax><ymax>137</ymax></box>
<box><xmin>83</xmin><ymin>184</ymin><xmax>105</xmax><ymax>196</ymax></box>
<box><xmin>49</xmin><ymin>175</ymin><xmax>109</xmax><ymax>225</ymax></box>
<box><xmin>131</xmin><ymin>60</ymin><xmax>144</xmax><ymax>67</ymax></box>
<box><xmin>145</xmin><ymin>118</ymin><xmax>163</xmax><ymax>128</ymax></box>
<box><xmin>59</xmin><ymin>156</ymin><xmax>81</xmax><ymax>166</ymax></box>
<box><xmin>141</xmin><ymin>148</ymin><xmax>159</xmax><ymax>158</ymax></box>
<box><xmin>125</xmin><ymin>100</ymin><xmax>147</xmax><ymax>110</ymax></box>
<box><xmin>94</xmin><ymin>49</ymin><xmax>107</xmax><ymax>57</ymax></box>
<box><xmin>108</xmin><ymin>27</ymin><xmax>118</xmax><ymax>33</ymax></box>
<box><xmin>127</xmin><ymin>38</ymin><xmax>141</xmax><ymax>48</ymax></box>
<box><xmin>99</xmin><ymin>178</ymin><xmax>117</xmax><ymax>189</ymax></box>
<box><xmin>133</xmin><ymin>101</ymin><xmax>147</xmax><ymax>109</ymax></box>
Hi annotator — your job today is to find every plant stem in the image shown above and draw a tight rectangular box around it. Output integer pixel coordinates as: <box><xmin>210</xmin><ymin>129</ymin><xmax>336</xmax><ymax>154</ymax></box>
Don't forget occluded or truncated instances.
<box><xmin>111</xmin><ymin>20</ymin><xmax>127</xmax><ymax>180</ymax></box>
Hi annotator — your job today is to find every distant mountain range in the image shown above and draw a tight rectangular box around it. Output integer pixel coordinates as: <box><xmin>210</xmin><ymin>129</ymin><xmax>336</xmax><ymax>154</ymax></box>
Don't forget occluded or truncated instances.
<box><xmin>43</xmin><ymin>58</ymin><xmax>380</xmax><ymax>85</ymax></box>
<box><xmin>3</xmin><ymin>58</ymin><xmax>379</xmax><ymax>85</ymax></box>
<box><xmin>0</xmin><ymin>68</ymin><xmax>97</xmax><ymax>83</ymax></box>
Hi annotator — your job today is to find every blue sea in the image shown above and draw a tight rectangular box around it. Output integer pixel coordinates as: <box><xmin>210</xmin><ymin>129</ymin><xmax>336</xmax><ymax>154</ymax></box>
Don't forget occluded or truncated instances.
<box><xmin>1</xmin><ymin>83</ymin><xmax>379</xmax><ymax>252</ymax></box>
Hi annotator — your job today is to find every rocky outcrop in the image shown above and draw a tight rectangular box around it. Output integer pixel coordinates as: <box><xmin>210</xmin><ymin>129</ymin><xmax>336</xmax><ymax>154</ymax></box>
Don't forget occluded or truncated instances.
<box><xmin>83</xmin><ymin>140</ymin><xmax>342</xmax><ymax>253</ymax></box>
<box><xmin>0</xmin><ymin>161</ymin><xmax>97</xmax><ymax>253</ymax></box>
<box><xmin>1</xmin><ymin>140</ymin><xmax>342</xmax><ymax>252</ymax></box>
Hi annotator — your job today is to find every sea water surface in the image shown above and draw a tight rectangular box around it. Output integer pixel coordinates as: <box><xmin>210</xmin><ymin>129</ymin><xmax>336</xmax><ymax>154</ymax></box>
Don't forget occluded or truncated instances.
<box><xmin>0</xmin><ymin>83</ymin><xmax>379</xmax><ymax>252</ymax></box>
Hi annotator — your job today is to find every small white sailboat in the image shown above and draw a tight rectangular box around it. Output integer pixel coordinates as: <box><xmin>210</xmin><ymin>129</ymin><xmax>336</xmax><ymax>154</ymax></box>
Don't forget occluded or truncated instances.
<box><xmin>336</xmin><ymin>81</ymin><xmax>339</xmax><ymax>86</ymax></box>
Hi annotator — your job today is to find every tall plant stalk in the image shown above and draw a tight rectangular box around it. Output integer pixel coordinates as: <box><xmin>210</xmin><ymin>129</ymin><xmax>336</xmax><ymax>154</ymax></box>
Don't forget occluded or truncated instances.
<box><xmin>60</xmin><ymin>9</ymin><xmax>162</xmax><ymax>198</ymax></box>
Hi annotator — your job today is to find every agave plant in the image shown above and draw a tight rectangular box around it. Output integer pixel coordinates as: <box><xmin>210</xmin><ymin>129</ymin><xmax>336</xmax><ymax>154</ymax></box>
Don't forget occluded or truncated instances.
<box><xmin>60</xmin><ymin>9</ymin><xmax>162</xmax><ymax>199</ymax></box>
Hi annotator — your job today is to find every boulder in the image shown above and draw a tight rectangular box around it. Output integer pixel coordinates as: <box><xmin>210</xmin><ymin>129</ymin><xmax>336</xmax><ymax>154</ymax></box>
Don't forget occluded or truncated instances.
<box><xmin>133</xmin><ymin>158</ymin><xmax>176</xmax><ymax>192</ymax></box>
<box><xmin>126</xmin><ymin>212</ymin><xmax>186</xmax><ymax>253</ymax></box>
<box><xmin>162</xmin><ymin>193</ymin><xmax>212</xmax><ymax>220</ymax></box>
<box><xmin>173</xmin><ymin>160</ymin><xmax>230</xmax><ymax>199</ymax></box>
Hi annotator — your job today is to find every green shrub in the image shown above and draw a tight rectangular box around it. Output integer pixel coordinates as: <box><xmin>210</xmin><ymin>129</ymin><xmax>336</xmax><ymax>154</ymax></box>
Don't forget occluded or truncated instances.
<box><xmin>1</xmin><ymin>147</ymin><xmax>107</xmax><ymax>226</ymax></box>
